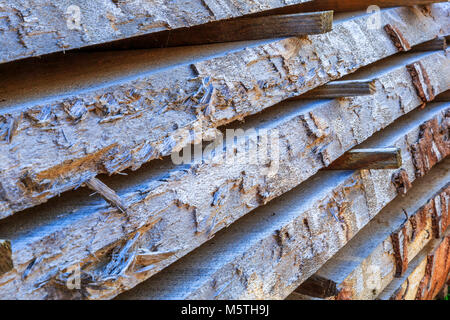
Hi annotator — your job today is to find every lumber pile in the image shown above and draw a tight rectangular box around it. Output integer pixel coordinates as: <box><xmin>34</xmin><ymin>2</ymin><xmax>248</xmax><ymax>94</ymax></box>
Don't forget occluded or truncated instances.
<box><xmin>0</xmin><ymin>0</ymin><xmax>449</xmax><ymax>300</ymax></box>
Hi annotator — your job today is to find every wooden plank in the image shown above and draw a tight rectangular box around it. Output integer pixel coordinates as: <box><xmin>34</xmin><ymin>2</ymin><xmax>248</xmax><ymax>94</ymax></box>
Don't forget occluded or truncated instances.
<box><xmin>85</xmin><ymin>177</ymin><xmax>127</xmax><ymax>213</ymax></box>
<box><xmin>0</xmin><ymin>0</ymin><xmax>314</xmax><ymax>64</ymax></box>
<box><xmin>435</xmin><ymin>283</ymin><xmax>449</xmax><ymax>300</ymax></box>
<box><xmin>325</xmin><ymin>148</ymin><xmax>402</xmax><ymax>170</ymax></box>
<box><xmin>294</xmin><ymin>80</ymin><xmax>376</xmax><ymax>99</ymax></box>
<box><xmin>435</xmin><ymin>90</ymin><xmax>450</xmax><ymax>102</ymax></box>
<box><xmin>385</xmin><ymin>24</ymin><xmax>412</xmax><ymax>52</ymax></box>
<box><xmin>89</xmin><ymin>12</ymin><xmax>333</xmax><ymax>50</ymax></box>
<box><xmin>0</xmin><ymin>99</ymin><xmax>447</xmax><ymax>299</ymax></box>
<box><xmin>0</xmin><ymin>240</ymin><xmax>13</xmax><ymax>276</ymax></box>
<box><xmin>0</xmin><ymin>7</ymin><xmax>447</xmax><ymax>218</ymax></box>
<box><xmin>117</xmin><ymin>108</ymin><xmax>450</xmax><ymax>300</ymax></box>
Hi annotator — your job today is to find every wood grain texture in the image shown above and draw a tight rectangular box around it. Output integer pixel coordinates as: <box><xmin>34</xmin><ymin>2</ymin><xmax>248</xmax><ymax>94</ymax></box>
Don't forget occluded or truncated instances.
<box><xmin>0</xmin><ymin>0</ymin><xmax>314</xmax><ymax>64</ymax></box>
<box><xmin>85</xmin><ymin>177</ymin><xmax>127</xmax><ymax>213</ymax></box>
<box><xmin>117</xmin><ymin>107</ymin><xmax>449</xmax><ymax>300</ymax></box>
<box><xmin>326</xmin><ymin>148</ymin><xmax>402</xmax><ymax>170</ymax></box>
<box><xmin>435</xmin><ymin>90</ymin><xmax>450</xmax><ymax>102</ymax></box>
<box><xmin>0</xmin><ymin>6</ymin><xmax>448</xmax><ymax>218</ymax></box>
<box><xmin>89</xmin><ymin>11</ymin><xmax>333</xmax><ymax>49</ymax></box>
<box><xmin>296</xmin><ymin>80</ymin><xmax>376</xmax><ymax>99</ymax></box>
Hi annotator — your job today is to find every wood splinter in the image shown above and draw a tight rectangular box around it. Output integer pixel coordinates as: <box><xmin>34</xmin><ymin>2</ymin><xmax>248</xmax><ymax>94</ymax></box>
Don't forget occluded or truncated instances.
<box><xmin>295</xmin><ymin>80</ymin><xmax>377</xmax><ymax>99</ymax></box>
<box><xmin>295</xmin><ymin>275</ymin><xmax>339</xmax><ymax>298</ymax></box>
<box><xmin>85</xmin><ymin>177</ymin><xmax>127</xmax><ymax>213</ymax></box>
<box><xmin>326</xmin><ymin>147</ymin><xmax>402</xmax><ymax>170</ymax></box>
<box><xmin>0</xmin><ymin>240</ymin><xmax>13</xmax><ymax>276</ymax></box>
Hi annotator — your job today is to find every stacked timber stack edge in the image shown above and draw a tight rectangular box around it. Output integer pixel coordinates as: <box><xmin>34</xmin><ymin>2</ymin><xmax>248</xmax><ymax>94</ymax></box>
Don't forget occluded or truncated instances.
<box><xmin>0</xmin><ymin>0</ymin><xmax>448</xmax><ymax>301</ymax></box>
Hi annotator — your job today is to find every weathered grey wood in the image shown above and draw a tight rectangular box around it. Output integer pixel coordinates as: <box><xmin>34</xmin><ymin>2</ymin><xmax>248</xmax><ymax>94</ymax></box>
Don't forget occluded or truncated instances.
<box><xmin>0</xmin><ymin>0</ymin><xmax>314</xmax><ymax>64</ymax></box>
<box><xmin>11</xmin><ymin>0</ymin><xmax>429</xmax><ymax>62</ymax></box>
<box><xmin>0</xmin><ymin>6</ymin><xmax>448</xmax><ymax>218</ymax></box>
<box><xmin>295</xmin><ymin>80</ymin><xmax>376</xmax><ymax>99</ymax></box>
<box><xmin>300</xmin><ymin>178</ymin><xmax>449</xmax><ymax>300</ymax></box>
<box><xmin>0</xmin><ymin>86</ymin><xmax>447</xmax><ymax>300</ymax></box>
<box><xmin>325</xmin><ymin>148</ymin><xmax>402</xmax><ymax>170</ymax></box>
<box><xmin>89</xmin><ymin>11</ymin><xmax>333</xmax><ymax>49</ymax></box>
<box><xmin>0</xmin><ymin>240</ymin><xmax>13</xmax><ymax>276</ymax></box>
<box><xmin>85</xmin><ymin>177</ymin><xmax>127</xmax><ymax>213</ymax></box>
<box><xmin>294</xmin><ymin>275</ymin><xmax>339</xmax><ymax>298</ymax></box>
<box><xmin>117</xmin><ymin>106</ymin><xmax>450</xmax><ymax>300</ymax></box>
<box><xmin>377</xmin><ymin>231</ymin><xmax>450</xmax><ymax>300</ymax></box>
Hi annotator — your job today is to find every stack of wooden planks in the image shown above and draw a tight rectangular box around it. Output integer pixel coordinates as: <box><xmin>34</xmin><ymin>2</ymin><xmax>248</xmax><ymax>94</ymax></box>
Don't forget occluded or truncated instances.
<box><xmin>0</xmin><ymin>0</ymin><xmax>448</xmax><ymax>300</ymax></box>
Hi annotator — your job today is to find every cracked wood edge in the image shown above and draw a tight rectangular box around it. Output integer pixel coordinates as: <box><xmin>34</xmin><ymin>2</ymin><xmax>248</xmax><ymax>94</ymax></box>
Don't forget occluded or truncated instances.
<box><xmin>0</xmin><ymin>240</ymin><xmax>13</xmax><ymax>276</ymax></box>
<box><xmin>325</xmin><ymin>147</ymin><xmax>402</xmax><ymax>170</ymax></box>
<box><xmin>0</xmin><ymin>98</ymin><xmax>448</xmax><ymax>300</ymax></box>
<box><xmin>413</xmin><ymin>234</ymin><xmax>450</xmax><ymax>300</ymax></box>
<box><xmin>384</xmin><ymin>24</ymin><xmax>412</xmax><ymax>52</ymax></box>
<box><xmin>286</xmin><ymin>292</ymin><xmax>324</xmax><ymax>300</ymax></box>
<box><xmin>298</xmin><ymin>183</ymin><xmax>449</xmax><ymax>300</ymax></box>
<box><xmin>0</xmin><ymin>6</ymin><xmax>448</xmax><ymax>218</ymax></box>
<box><xmin>0</xmin><ymin>52</ymin><xmax>447</xmax><ymax>297</ymax></box>
<box><xmin>85</xmin><ymin>177</ymin><xmax>127</xmax><ymax>213</ymax></box>
<box><xmin>0</xmin><ymin>0</ymin><xmax>313</xmax><ymax>64</ymax></box>
<box><xmin>378</xmin><ymin>230</ymin><xmax>450</xmax><ymax>300</ymax></box>
<box><xmin>117</xmin><ymin>108</ymin><xmax>450</xmax><ymax>300</ymax></box>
